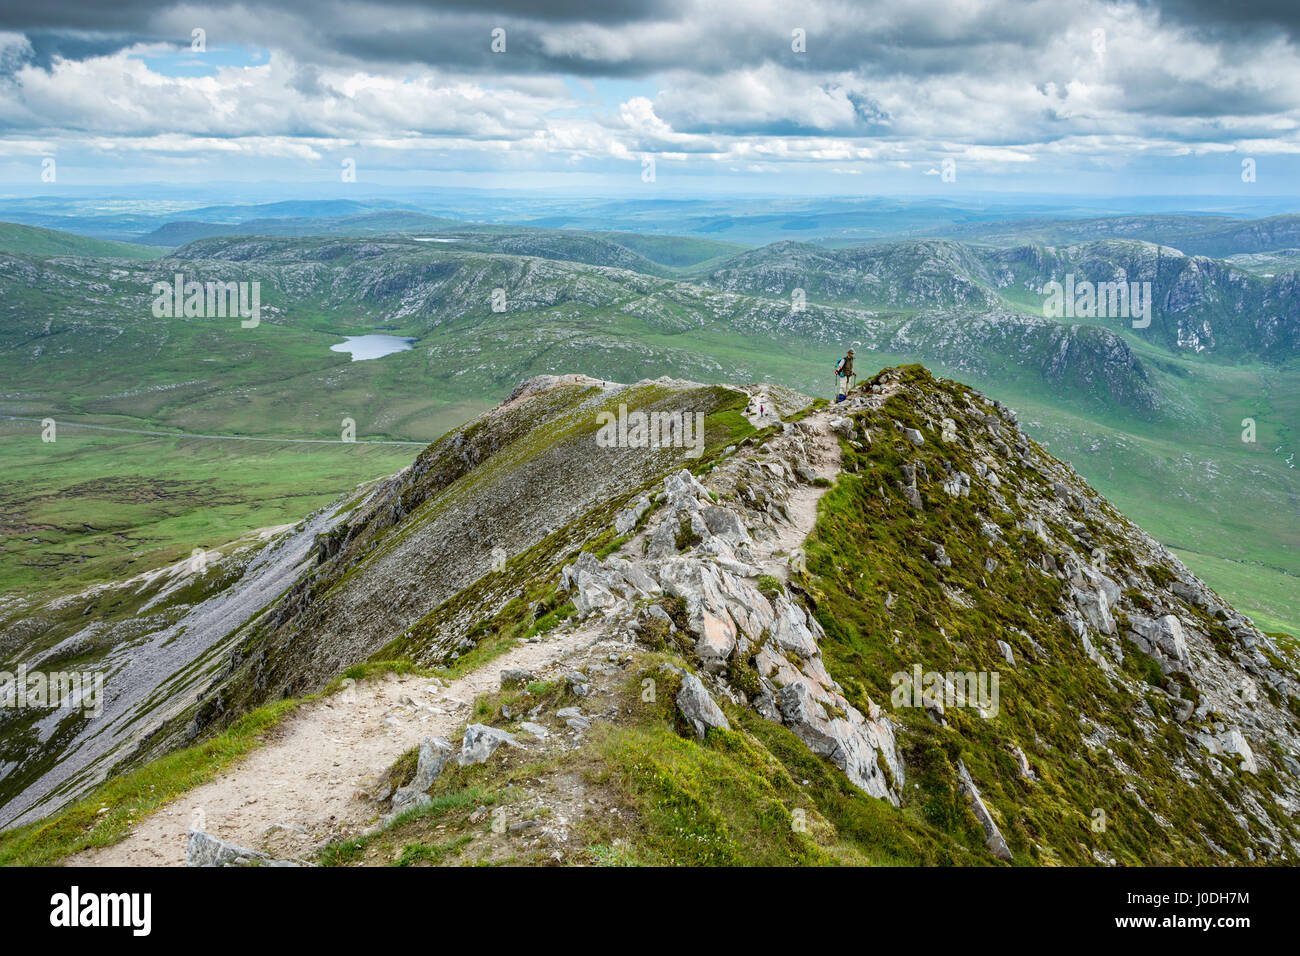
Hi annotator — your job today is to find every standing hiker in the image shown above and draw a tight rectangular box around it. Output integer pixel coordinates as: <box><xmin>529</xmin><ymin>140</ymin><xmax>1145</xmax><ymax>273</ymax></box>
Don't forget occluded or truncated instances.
<box><xmin>834</xmin><ymin>348</ymin><xmax>856</xmax><ymax>402</ymax></box>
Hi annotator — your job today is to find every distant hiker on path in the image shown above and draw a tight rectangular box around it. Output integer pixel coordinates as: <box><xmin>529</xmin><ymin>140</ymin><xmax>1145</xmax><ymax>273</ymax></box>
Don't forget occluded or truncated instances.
<box><xmin>834</xmin><ymin>348</ymin><xmax>856</xmax><ymax>402</ymax></box>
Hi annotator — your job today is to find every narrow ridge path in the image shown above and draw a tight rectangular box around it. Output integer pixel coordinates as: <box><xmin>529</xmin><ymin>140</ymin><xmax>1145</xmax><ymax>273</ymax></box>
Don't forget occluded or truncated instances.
<box><xmin>69</xmin><ymin>626</ymin><xmax>603</xmax><ymax>866</ymax></box>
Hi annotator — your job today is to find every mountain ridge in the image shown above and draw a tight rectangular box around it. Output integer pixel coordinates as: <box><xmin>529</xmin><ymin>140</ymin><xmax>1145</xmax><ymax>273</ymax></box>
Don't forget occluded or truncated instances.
<box><xmin>3</xmin><ymin>365</ymin><xmax>1296</xmax><ymax>867</ymax></box>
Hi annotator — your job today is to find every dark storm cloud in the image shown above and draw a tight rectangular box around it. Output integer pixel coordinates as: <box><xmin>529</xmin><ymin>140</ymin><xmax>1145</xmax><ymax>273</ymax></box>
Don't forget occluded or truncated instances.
<box><xmin>2</xmin><ymin>0</ymin><xmax>1284</xmax><ymax>89</ymax></box>
<box><xmin>1152</xmin><ymin>0</ymin><xmax>1300</xmax><ymax>40</ymax></box>
<box><xmin>0</xmin><ymin>0</ymin><xmax>1292</xmax><ymax>81</ymax></box>
<box><xmin>0</xmin><ymin>0</ymin><xmax>684</xmax><ymax>32</ymax></box>
<box><xmin>19</xmin><ymin>32</ymin><xmax>141</xmax><ymax>71</ymax></box>
<box><xmin>0</xmin><ymin>0</ymin><xmax>1064</xmax><ymax>78</ymax></box>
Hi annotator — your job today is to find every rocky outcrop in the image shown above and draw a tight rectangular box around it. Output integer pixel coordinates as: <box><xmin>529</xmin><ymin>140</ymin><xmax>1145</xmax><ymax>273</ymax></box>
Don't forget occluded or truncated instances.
<box><xmin>956</xmin><ymin>761</ymin><xmax>1013</xmax><ymax>861</ymax></box>
<box><xmin>390</xmin><ymin>736</ymin><xmax>453</xmax><ymax>815</ymax></box>
<box><xmin>676</xmin><ymin>670</ymin><xmax>731</xmax><ymax>740</ymax></box>
<box><xmin>186</xmin><ymin>829</ymin><xmax>299</xmax><ymax>867</ymax></box>
<box><xmin>1129</xmin><ymin>614</ymin><xmax>1191</xmax><ymax>674</ymax></box>
<box><xmin>562</xmin><ymin>401</ymin><xmax>909</xmax><ymax>806</ymax></box>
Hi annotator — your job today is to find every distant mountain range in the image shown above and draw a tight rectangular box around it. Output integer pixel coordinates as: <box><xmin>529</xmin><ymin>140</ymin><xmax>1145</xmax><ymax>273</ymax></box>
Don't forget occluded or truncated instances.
<box><xmin>4</xmin><ymin>193</ymin><xmax>1299</xmax><ymax>252</ymax></box>
<box><xmin>706</xmin><ymin>237</ymin><xmax>1300</xmax><ymax>360</ymax></box>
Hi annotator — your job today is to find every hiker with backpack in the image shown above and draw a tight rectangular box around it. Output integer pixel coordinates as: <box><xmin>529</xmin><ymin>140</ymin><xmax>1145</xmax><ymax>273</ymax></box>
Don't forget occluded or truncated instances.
<box><xmin>834</xmin><ymin>348</ymin><xmax>856</xmax><ymax>402</ymax></box>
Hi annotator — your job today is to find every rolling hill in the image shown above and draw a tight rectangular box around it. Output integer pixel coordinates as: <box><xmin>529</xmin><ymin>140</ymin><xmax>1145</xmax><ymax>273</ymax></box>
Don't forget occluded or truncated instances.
<box><xmin>0</xmin><ymin>222</ymin><xmax>162</xmax><ymax>260</ymax></box>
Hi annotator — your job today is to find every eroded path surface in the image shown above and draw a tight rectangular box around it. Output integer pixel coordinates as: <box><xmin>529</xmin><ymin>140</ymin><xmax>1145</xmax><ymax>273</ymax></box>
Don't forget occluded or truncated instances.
<box><xmin>70</xmin><ymin>627</ymin><xmax>603</xmax><ymax>866</ymax></box>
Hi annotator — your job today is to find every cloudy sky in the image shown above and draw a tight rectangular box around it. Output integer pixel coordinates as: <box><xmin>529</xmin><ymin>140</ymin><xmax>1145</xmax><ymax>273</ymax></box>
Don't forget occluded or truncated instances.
<box><xmin>1</xmin><ymin>0</ymin><xmax>1298</xmax><ymax>195</ymax></box>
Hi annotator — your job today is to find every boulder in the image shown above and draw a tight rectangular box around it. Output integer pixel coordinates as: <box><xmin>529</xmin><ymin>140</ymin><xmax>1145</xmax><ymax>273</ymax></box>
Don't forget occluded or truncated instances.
<box><xmin>677</xmin><ymin>671</ymin><xmax>731</xmax><ymax>740</ymax></box>
<box><xmin>391</xmin><ymin>736</ymin><xmax>453</xmax><ymax>814</ymax></box>
<box><xmin>768</xmin><ymin>599</ymin><xmax>820</xmax><ymax>658</ymax></box>
<box><xmin>186</xmin><ymin>830</ymin><xmax>296</xmax><ymax>867</ymax></box>
<box><xmin>777</xmin><ymin>680</ymin><xmax>902</xmax><ymax>804</ymax></box>
<box><xmin>1171</xmin><ymin>580</ymin><xmax>1207</xmax><ymax>608</ymax></box>
<box><xmin>663</xmin><ymin>469</ymin><xmax>711</xmax><ymax>511</ymax></box>
<box><xmin>458</xmin><ymin>724</ymin><xmax>520</xmax><ymax>766</ymax></box>
<box><xmin>563</xmin><ymin>671</ymin><xmax>591</xmax><ymax>696</ymax></box>
<box><xmin>942</xmin><ymin>472</ymin><xmax>971</xmax><ymax>497</ymax></box>
<box><xmin>614</xmin><ymin>494</ymin><xmax>652</xmax><ymax>535</ymax></box>
<box><xmin>1220</xmin><ymin>730</ymin><xmax>1259</xmax><ymax>774</ymax></box>
<box><xmin>700</xmin><ymin>505</ymin><xmax>751</xmax><ymax>545</ymax></box>
<box><xmin>1129</xmin><ymin>614</ymin><xmax>1191</xmax><ymax>674</ymax></box>
<box><xmin>1071</xmin><ymin>586</ymin><xmax>1115</xmax><ymax>636</ymax></box>
<box><xmin>827</xmin><ymin>416</ymin><xmax>854</xmax><ymax>439</ymax></box>
<box><xmin>645</xmin><ymin>520</ymin><xmax>680</xmax><ymax>559</ymax></box>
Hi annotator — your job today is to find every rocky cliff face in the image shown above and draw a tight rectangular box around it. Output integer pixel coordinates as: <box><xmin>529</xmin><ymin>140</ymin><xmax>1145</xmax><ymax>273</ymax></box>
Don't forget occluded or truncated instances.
<box><xmin>988</xmin><ymin>239</ymin><xmax>1300</xmax><ymax>358</ymax></box>
<box><xmin>701</xmin><ymin>236</ymin><xmax>1299</xmax><ymax>361</ymax></box>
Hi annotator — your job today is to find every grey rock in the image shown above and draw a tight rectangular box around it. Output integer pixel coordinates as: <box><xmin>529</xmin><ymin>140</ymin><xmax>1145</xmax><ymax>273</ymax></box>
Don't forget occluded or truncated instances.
<box><xmin>458</xmin><ymin>724</ymin><xmax>520</xmax><ymax>766</ymax></box>
<box><xmin>645</xmin><ymin>604</ymin><xmax>672</xmax><ymax>624</ymax></box>
<box><xmin>391</xmin><ymin>736</ymin><xmax>453</xmax><ymax>814</ymax></box>
<box><xmin>942</xmin><ymin>471</ymin><xmax>971</xmax><ymax>497</ymax></box>
<box><xmin>614</xmin><ymin>494</ymin><xmax>652</xmax><ymax>535</ymax></box>
<box><xmin>1171</xmin><ymin>580</ymin><xmax>1207</xmax><ymax>607</ymax></box>
<box><xmin>1072</xmin><ymin>585</ymin><xmax>1115</xmax><ymax>636</ymax></box>
<box><xmin>186</xmin><ymin>830</ymin><xmax>296</xmax><ymax>867</ymax></box>
<box><xmin>1010</xmin><ymin>745</ymin><xmax>1034</xmax><ymax>780</ymax></box>
<box><xmin>645</xmin><ymin>518</ymin><xmax>679</xmax><ymax>558</ymax></box>
<box><xmin>1130</xmin><ymin>614</ymin><xmax>1191</xmax><ymax>674</ymax></box>
<box><xmin>701</xmin><ymin>505</ymin><xmax>751</xmax><ymax>544</ymax></box>
<box><xmin>776</xmin><ymin>680</ymin><xmax>901</xmax><ymax>804</ymax></box>
<box><xmin>1221</xmin><ymin>730</ymin><xmax>1259</xmax><ymax>774</ymax></box>
<box><xmin>676</xmin><ymin>671</ymin><xmax>731</xmax><ymax>740</ymax></box>
<box><xmin>956</xmin><ymin>761</ymin><xmax>1013</xmax><ymax>861</ymax></box>
<box><xmin>563</xmin><ymin>671</ymin><xmax>591</xmax><ymax>696</ymax></box>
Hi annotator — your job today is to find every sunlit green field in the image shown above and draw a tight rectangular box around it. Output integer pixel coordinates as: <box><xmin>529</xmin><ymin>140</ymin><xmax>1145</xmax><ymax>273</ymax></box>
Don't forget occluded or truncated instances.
<box><xmin>0</xmin><ymin>424</ymin><xmax>422</xmax><ymax>596</ymax></box>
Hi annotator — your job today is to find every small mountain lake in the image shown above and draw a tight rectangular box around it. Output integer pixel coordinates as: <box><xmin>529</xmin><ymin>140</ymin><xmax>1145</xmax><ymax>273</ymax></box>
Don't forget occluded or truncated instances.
<box><xmin>330</xmin><ymin>334</ymin><xmax>417</xmax><ymax>361</ymax></box>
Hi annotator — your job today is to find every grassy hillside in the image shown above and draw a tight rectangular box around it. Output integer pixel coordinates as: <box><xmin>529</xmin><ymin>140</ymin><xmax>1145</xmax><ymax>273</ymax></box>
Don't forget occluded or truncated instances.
<box><xmin>0</xmin><ymin>222</ymin><xmax>162</xmax><ymax>260</ymax></box>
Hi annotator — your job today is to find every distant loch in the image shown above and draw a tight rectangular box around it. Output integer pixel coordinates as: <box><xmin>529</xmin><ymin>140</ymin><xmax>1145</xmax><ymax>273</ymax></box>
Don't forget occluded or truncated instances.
<box><xmin>330</xmin><ymin>334</ymin><xmax>417</xmax><ymax>361</ymax></box>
